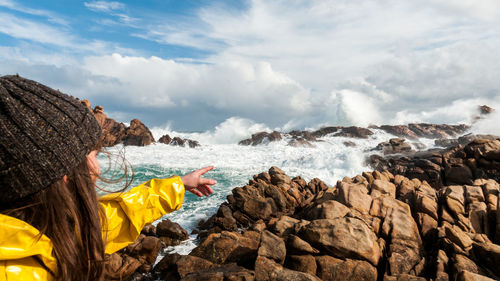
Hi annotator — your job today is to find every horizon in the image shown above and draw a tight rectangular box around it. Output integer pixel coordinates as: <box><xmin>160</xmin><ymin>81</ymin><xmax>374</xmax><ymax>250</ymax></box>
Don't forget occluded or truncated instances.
<box><xmin>0</xmin><ymin>0</ymin><xmax>499</xmax><ymax>133</ymax></box>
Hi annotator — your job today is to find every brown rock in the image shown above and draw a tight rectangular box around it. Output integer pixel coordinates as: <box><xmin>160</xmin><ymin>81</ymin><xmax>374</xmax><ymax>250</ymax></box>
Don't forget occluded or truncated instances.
<box><xmin>254</xmin><ymin>256</ymin><xmax>320</xmax><ymax>281</ymax></box>
<box><xmin>258</xmin><ymin>230</ymin><xmax>286</xmax><ymax>264</ymax></box>
<box><xmin>286</xmin><ymin>235</ymin><xmax>319</xmax><ymax>255</ymax></box>
<box><xmin>370</xmin><ymin>179</ymin><xmax>396</xmax><ymax>198</ymax></box>
<box><xmin>299</xmin><ymin>218</ymin><xmax>381</xmax><ymax>265</ymax></box>
<box><xmin>456</xmin><ymin>270</ymin><xmax>496</xmax><ymax>281</ymax></box>
<box><xmin>156</xmin><ymin>219</ymin><xmax>188</xmax><ymax>246</ymax></box>
<box><xmin>471</xmin><ymin>242</ymin><xmax>500</xmax><ymax>277</ymax></box>
<box><xmin>122</xmin><ymin>119</ymin><xmax>155</xmax><ymax>146</ymax></box>
<box><xmin>154</xmin><ymin>253</ymin><xmax>215</xmax><ymax>279</ymax></box>
<box><xmin>315</xmin><ymin>255</ymin><xmax>377</xmax><ymax>281</ymax></box>
<box><xmin>284</xmin><ymin>255</ymin><xmax>316</xmax><ymax>275</ymax></box>
<box><xmin>190</xmin><ymin>231</ymin><xmax>259</xmax><ymax>265</ymax></box>
<box><xmin>239</xmin><ymin>131</ymin><xmax>282</xmax><ymax>146</ymax></box>
<box><xmin>104</xmin><ymin>253</ymin><xmax>142</xmax><ymax>280</ymax></box>
<box><xmin>336</xmin><ymin>182</ymin><xmax>372</xmax><ymax>214</ymax></box>
<box><xmin>445</xmin><ymin>225</ymin><xmax>473</xmax><ymax>250</ymax></box>
<box><xmin>181</xmin><ymin>263</ymin><xmax>254</xmax><ymax>281</ymax></box>
<box><xmin>304</xmin><ymin>200</ymin><xmax>350</xmax><ymax>220</ymax></box>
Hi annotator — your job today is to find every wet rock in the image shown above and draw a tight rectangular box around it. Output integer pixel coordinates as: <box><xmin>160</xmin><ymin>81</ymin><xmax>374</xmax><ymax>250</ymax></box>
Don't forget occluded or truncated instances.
<box><xmin>239</xmin><ymin>131</ymin><xmax>282</xmax><ymax>146</ymax></box>
<box><xmin>375</xmin><ymin>138</ymin><xmax>413</xmax><ymax>155</ymax></box>
<box><xmin>158</xmin><ymin>134</ymin><xmax>200</xmax><ymax>148</ymax></box>
<box><xmin>333</xmin><ymin>126</ymin><xmax>373</xmax><ymax>139</ymax></box>
<box><xmin>156</xmin><ymin>219</ymin><xmax>189</xmax><ymax>246</ymax></box>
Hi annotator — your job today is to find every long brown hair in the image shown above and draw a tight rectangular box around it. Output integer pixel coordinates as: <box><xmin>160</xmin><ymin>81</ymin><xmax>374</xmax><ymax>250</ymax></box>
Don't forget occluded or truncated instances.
<box><xmin>3</xmin><ymin>157</ymin><xmax>107</xmax><ymax>280</ymax></box>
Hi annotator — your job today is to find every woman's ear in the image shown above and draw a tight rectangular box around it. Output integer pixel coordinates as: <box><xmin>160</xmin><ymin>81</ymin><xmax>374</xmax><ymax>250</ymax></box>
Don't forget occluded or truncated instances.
<box><xmin>63</xmin><ymin>175</ymin><xmax>69</xmax><ymax>185</ymax></box>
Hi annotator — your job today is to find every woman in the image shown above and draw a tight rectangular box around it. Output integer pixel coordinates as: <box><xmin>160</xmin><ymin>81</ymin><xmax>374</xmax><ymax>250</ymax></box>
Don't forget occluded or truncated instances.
<box><xmin>0</xmin><ymin>75</ymin><xmax>216</xmax><ymax>280</ymax></box>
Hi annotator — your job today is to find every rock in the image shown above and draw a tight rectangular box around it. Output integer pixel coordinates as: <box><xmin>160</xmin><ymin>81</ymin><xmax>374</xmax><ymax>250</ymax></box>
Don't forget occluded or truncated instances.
<box><xmin>190</xmin><ymin>231</ymin><xmax>260</xmax><ymax>265</ymax></box>
<box><xmin>333</xmin><ymin>126</ymin><xmax>373</xmax><ymax>139</ymax></box>
<box><xmin>239</xmin><ymin>131</ymin><xmax>282</xmax><ymax>146</ymax></box>
<box><xmin>154</xmin><ymin>253</ymin><xmax>215</xmax><ymax>279</ymax></box>
<box><xmin>156</xmin><ymin>219</ymin><xmax>188</xmax><ymax>246</ymax></box>
<box><xmin>258</xmin><ymin>230</ymin><xmax>286</xmax><ymax>264</ymax></box>
<box><xmin>125</xmin><ymin>235</ymin><xmax>163</xmax><ymax>265</ymax></box>
<box><xmin>375</xmin><ymin>138</ymin><xmax>413</xmax><ymax>155</ymax></box>
<box><xmin>479</xmin><ymin>105</ymin><xmax>494</xmax><ymax>115</ymax></box>
<box><xmin>92</xmin><ymin>105</ymin><xmax>128</xmax><ymax>147</ymax></box>
<box><xmin>336</xmin><ymin>182</ymin><xmax>372</xmax><ymax>214</ymax></box>
<box><xmin>104</xmin><ymin>253</ymin><xmax>142</xmax><ymax>280</ymax></box>
<box><xmin>471</xmin><ymin>242</ymin><xmax>500</xmax><ymax>277</ymax></box>
<box><xmin>315</xmin><ymin>255</ymin><xmax>377</xmax><ymax>281</ymax></box>
<box><xmin>370</xmin><ymin>179</ymin><xmax>396</xmax><ymax>198</ymax></box>
<box><xmin>122</xmin><ymin>119</ymin><xmax>155</xmax><ymax>146</ymax></box>
<box><xmin>343</xmin><ymin>141</ymin><xmax>356</xmax><ymax>147</ymax></box>
<box><xmin>158</xmin><ymin>134</ymin><xmax>200</xmax><ymax>148</ymax></box>
<box><xmin>286</xmin><ymin>235</ymin><xmax>319</xmax><ymax>255</ymax></box>
<box><xmin>271</xmin><ymin>216</ymin><xmax>300</xmax><ymax>237</ymax></box>
<box><xmin>304</xmin><ymin>200</ymin><xmax>350</xmax><ymax>220</ymax></box>
<box><xmin>254</xmin><ymin>256</ymin><xmax>320</xmax><ymax>281</ymax></box>
<box><xmin>299</xmin><ymin>218</ymin><xmax>381</xmax><ymax>265</ymax></box>
<box><xmin>181</xmin><ymin>263</ymin><xmax>254</xmax><ymax>281</ymax></box>
<box><xmin>456</xmin><ymin>270</ymin><xmax>496</xmax><ymax>281</ymax></box>
<box><xmin>311</xmin><ymin>126</ymin><xmax>340</xmax><ymax>138</ymax></box>
<box><xmin>284</xmin><ymin>255</ymin><xmax>317</xmax><ymax>275</ymax></box>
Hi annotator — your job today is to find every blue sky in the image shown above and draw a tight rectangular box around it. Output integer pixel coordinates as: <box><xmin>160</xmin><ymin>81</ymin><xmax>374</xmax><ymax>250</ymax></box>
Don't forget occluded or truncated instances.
<box><xmin>1</xmin><ymin>0</ymin><xmax>500</xmax><ymax>132</ymax></box>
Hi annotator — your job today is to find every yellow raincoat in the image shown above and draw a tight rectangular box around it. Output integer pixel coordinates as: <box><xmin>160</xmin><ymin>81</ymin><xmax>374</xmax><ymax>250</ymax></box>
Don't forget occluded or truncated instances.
<box><xmin>0</xmin><ymin>176</ymin><xmax>185</xmax><ymax>280</ymax></box>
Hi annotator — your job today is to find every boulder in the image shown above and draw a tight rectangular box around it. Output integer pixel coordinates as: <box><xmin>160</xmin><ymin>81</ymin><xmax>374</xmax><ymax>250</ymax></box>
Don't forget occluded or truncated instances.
<box><xmin>315</xmin><ymin>255</ymin><xmax>377</xmax><ymax>281</ymax></box>
<box><xmin>158</xmin><ymin>134</ymin><xmax>200</xmax><ymax>148</ymax></box>
<box><xmin>156</xmin><ymin>219</ymin><xmax>189</xmax><ymax>246</ymax></box>
<box><xmin>190</xmin><ymin>231</ymin><xmax>260</xmax><ymax>265</ymax></box>
<box><xmin>299</xmin><ymin>218</ymin><xmax>381</xmax><ymax>265</ymax></box>
<box><xmin>258</xmin><ymin>230</ymin><xmax>286</xmax><ymax>264</ymax></box>
<box><xmin>254</xmin><ymin>256</ymin><xmax>320</xmax><ymax>281</ymax></box>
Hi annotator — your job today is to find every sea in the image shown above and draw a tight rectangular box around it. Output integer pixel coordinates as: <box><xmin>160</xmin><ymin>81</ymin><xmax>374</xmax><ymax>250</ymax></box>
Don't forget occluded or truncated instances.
<box><xmin>96</xmin><ymin>116</ymin><xmax>498</xmax><ymax>256</ymax></box>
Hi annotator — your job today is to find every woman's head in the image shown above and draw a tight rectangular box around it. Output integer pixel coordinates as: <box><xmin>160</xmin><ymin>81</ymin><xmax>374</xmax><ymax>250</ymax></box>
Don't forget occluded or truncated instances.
<box><xmin>0</xmin><ymin>75</ymin><xmax>106</xmax><ymax>281</ymax></box>
<box><xmin>0</xmin><ymin>74</ymin><xmax>102</xmax><ymax>205</ymax></box>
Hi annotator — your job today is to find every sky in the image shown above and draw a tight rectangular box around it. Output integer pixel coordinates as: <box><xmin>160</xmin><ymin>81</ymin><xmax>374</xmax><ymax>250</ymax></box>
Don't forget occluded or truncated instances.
<box><xmin>0</xmin><ymin>0</ymin><xmax>499</xmax><ymax>131</ymax></box>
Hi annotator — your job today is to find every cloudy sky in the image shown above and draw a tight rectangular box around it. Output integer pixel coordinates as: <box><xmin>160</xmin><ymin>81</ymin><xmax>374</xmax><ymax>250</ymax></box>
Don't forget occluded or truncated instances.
<box><xmin>0</xmin><ymin>0</ymin><xmax>499</xmax><ymax>131</ymax></box>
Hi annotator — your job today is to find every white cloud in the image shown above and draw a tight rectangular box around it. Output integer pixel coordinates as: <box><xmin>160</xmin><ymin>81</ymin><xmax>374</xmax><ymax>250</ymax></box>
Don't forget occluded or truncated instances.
<box><xmin>0</xmin><ymin>0</ymin><xmax>68</xmax><ymax>25</ymax></box>
<box><xmin>2</xmin><ymin>0</ymin><xmax>500</xmax><ymax>133</ymax></box>
<box><xmin>84</xmin><ymin>1</ymin><xmax>125</xmax><ymax>13</ymax></box>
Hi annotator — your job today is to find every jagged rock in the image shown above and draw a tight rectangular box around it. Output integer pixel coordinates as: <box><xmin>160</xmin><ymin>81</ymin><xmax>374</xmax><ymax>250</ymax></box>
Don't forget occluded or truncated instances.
<box><xmin>104</xmin><ymin>252</ymin><xmax>142</xmax><ymax>280</ymax></box>
<box><xmin>336</xmin><ymin>182</ymin><xmax>372</xmax><ymax>214</ymax></box>
<box><xmin>122</xmin><ymin>119</ymin><xmax>155</xmax><ymax>146</ymax></box>
<box><xmin>156</xmin><ymin>219</ymin><xmax>188</xmax><ymax>246</ymax></box>
<box><xmin>239</xmin><ymin>131</ymin><xmax>282</xmax><ymax>146</ymax></box>
<box><xmin>286</xmin><ymin>235</ymin><xmax>319</xmax><ymax>255</ymax></box>
<box><xmin>375</xmin><ymin>138</ymin><xmax>413</xmax><ymax>155</ymax></box>
<box><xmin>158</xmin><ymin>134</ymin><xmax>200</xmax><ymax>148</ymax></box>
<box><xmin>154</xmin><ymin>253</ymin><xmax>215</xmax><ymax>280</ymax></box>
<box><xmin>479</xmin><ymin>105</ymin><xmax>494</xmax><ymax>115</ymax></box>
<box><xmin>377</xmin><ymin>124</ymin><xmax>468</xmax><ymax>139</ymax></box>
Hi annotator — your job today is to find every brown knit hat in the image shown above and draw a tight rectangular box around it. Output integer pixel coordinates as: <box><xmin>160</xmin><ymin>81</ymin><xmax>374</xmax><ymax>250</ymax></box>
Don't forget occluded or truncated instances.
<box><xmin>0</xmin><ymin>75</ymin><xmax>101</xmax><ymax>205</ymax></box>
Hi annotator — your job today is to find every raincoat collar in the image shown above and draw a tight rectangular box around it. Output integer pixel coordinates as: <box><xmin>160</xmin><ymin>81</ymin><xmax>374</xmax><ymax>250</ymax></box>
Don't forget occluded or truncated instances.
<box><xmin>0</xmin><ymin>213</ymin><xmax>58</xmax><ymax>274</ymax></box>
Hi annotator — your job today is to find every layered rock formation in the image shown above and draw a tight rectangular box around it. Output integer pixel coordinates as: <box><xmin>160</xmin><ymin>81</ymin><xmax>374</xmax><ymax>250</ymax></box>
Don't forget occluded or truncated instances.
<box><xmin>158</xmin><ymin>134</ymin><xmax>200</xmax><ymax>148</ymax></box>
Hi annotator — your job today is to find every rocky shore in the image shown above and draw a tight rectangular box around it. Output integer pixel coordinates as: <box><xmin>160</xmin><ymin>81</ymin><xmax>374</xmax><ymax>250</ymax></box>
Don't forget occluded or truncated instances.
<box><xmin>238</xmin><ymin>124</ymin><xmax>469</xmax><ymax>147</ymax></box>
<box><xmin>82</xmin><ymin>100</ymin><xmax>199</xmax><ymax>147</ymax></box>
<box><xmin>103</xmin><ymin>138</ymin><xmax>500</xmax><ymax>281</ymax></box>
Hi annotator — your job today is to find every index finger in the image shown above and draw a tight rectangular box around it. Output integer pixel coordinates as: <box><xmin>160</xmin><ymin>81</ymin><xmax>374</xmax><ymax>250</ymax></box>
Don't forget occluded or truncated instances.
<box><xmin>196</xmin><ymin>166</ymin><xmax>214</xmax><ymax>175</ymax></box>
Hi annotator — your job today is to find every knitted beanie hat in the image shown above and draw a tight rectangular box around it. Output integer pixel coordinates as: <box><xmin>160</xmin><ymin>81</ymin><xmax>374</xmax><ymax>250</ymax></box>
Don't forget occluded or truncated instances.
<box><xmin>0</xmin><ymin>75</ymin><xmax>102</xmax><ymax>205</ymax></box>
